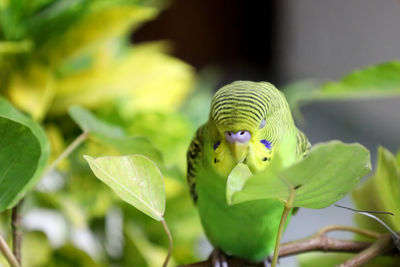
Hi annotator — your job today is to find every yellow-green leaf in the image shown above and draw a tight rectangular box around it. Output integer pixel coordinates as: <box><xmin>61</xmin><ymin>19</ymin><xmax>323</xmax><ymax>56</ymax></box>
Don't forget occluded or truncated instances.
<box><xmin>353</xmin><ymin>147</ymin><xmax>400</xmax><ymax>232</ymax></box>
<box><xmin>84</xmin><ymin>154</ymin><xmax>165</xmax><ymax>221</ymax></box>
<box><xmin>68</xmin><ymin>105</ymin><xmax>125</xmax><ymax>138</ymax></box>
<box><xmin>230</xmin><ymin>141</ymin><xmax>371</xmax><ymax>209</ymax></box>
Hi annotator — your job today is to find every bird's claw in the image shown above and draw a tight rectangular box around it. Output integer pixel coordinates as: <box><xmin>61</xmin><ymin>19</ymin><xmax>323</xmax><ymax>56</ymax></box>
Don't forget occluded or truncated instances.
<box><xmin>211</xmin><ymin>249</ymin><xmax>228</xmax><ymax>267</ymax></box>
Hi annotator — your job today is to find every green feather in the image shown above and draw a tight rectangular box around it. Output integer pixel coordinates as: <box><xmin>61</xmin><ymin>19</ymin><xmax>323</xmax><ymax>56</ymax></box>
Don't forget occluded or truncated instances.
<box><xmin>186</xmin><ymin>81</ymin><xmax>310</xmax><ymax>261</ymax></box>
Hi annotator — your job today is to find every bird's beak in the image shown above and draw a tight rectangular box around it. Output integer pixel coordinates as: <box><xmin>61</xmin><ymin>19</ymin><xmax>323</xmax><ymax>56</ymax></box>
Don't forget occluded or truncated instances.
<box><xmin>229</xmin><ymin>142</ymin><xmax>249</xmax><ymax>163</ymax></box>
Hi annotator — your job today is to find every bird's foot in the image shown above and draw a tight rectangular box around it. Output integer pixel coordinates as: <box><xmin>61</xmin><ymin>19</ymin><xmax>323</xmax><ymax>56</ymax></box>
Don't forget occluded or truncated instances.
<box><xmin>211</xmin><ymin>248</ymin><xmax>228</xmax><ymax>267</ymax></box>
<box><xmin>261</xmin><ymin>258</ymin><xmax>269</xmax><ymax>267</ymax></box>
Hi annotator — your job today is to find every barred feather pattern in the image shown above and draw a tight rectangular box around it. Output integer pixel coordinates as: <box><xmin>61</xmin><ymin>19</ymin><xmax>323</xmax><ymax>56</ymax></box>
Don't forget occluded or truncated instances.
<box><xmin>186</xmin><ymin>81</ymin><xmax>310</xmax><ymax>203</ymax></box>
<box><xmin>186</xmin><ymin>126</ymin><xmax>204</xmax><ymax>203</ymax></box>
<box><xmin>210</xmin><ymin>81</ymin><xmax>295</xmax><ymax>145</ymax></box>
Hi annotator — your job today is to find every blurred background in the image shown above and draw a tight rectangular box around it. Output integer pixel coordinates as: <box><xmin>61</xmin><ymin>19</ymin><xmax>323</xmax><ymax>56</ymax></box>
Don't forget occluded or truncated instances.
<box><xmin>1</xmin><ymin>0</ymin><xmax>400</xmax><ymax>266</ymax></box>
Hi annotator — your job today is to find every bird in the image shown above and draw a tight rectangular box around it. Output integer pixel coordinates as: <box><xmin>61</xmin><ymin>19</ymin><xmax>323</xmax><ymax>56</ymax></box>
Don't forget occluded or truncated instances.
<box><xmin>186</xmin><ymin>81</ymin><xmax>310</xmax><ymax>266</ymax></box>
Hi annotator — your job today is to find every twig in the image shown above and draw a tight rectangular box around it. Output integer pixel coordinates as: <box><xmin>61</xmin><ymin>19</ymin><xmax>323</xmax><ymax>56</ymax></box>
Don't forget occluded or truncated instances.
<box><xmin>161</xmin><ymin>219</ymin><xmax>173</xmax><ymax>267</ymax></box>
<box><xmin>11</xmin><ymin>200</ymin><xmax>24</xmax><ymax>264</ymax></box>
<box><xmin>279</xmin><ymin>235</ymin><xmax>372</xmax><ymax>258</ymax></box>
<box><xmin>0</xmin><ymin>234</ymin><xmax>20</xmax><ymax>267</ymax></box>
<box><xmin>42</xmin><ymin>131</ymin><xmax>89</xmax><ymax>177</ymax></box>
<box><xmin>339</xmin><ymin>234</ymin><xmax>394</xmax><ymax>267</ymax></box>
<box><xmin>178</xmin><ymin>225</ymin><xmax>398</xmax><ymax>267</ymax></box>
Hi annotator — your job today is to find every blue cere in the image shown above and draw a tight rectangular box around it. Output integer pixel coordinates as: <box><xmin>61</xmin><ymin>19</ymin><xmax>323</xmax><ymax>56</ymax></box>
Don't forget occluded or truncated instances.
<box><xmin>213</xmin><ymin>141</ymin><xmax>221</xmax><ymax>150</ymax></box>
<box><xmin>260</xmin><ymin>139</ymin><xmax>272</xmax><ymax>149</ymax></box>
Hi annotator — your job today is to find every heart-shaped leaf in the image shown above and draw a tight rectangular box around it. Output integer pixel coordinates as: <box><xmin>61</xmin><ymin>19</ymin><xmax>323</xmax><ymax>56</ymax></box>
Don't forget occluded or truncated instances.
<box><xmin>84</xmin><ymin>154</ymin><xmax>165</xmax><ymax>221</ymax></box>
<box><xmin>0</xmin><ymin>97</ymin><xmax>50</xmax><ymax>211</ymax></box>
<box><xmin>229</xmin><ymin>141</ymin><xmax>371</xmax><ymax>209</ymax></box>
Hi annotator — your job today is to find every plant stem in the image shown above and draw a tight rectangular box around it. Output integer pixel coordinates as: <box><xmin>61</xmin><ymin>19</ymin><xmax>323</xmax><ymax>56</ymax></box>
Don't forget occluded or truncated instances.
<box><xmin>339</xmin><ymin>234</ymin><xmax>394</xmax><ymax>267</ymax></box>
<box><xmin>161</xmin><ymin>219</ymin><xmax>173</xmax><ymax>267</ymax></box>
<box><xmin>0</xmin><ymin>234</ymin><xmax>20</xmax><ymax>267</ymax></box>
<box><xmin>11</xmin><ymin>200</ymin><xmax>24</xmax><ymax>264</ymax></box>
<box><xmin>43</xmin><ymin>131</ymin><xmax>89</xmax><ymax>177</ymax></box>
<box><xmin>271</xmin><ymin>186</ymin><xmax>295</xmax><ymax>267</ymax></box>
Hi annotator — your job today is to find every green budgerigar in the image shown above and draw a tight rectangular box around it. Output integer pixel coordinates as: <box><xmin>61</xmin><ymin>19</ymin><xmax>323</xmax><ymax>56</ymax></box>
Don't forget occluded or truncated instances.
<box><xmin>186</xmin><ymin>81</ymin><xmax>309</xmax><ymax>264</ymax></box>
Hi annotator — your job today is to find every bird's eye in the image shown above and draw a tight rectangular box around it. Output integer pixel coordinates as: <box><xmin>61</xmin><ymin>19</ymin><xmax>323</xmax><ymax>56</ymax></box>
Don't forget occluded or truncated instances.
<box><xmin>259</xmin><ymin>119</ymin><xmax>266</xmax><ymax>129</ymax></box>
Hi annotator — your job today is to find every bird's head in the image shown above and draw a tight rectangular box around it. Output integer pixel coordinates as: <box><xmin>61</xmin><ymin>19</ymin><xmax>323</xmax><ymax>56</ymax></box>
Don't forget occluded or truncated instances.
<box><xmin>209</xmin><ymin>81</ymin><xmax>293</xmax><ymax>174</ymax></box>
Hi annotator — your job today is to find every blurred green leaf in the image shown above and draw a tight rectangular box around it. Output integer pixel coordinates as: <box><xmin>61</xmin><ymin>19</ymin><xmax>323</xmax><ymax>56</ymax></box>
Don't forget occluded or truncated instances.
<box><xmin>230</xmin><ymin>141</ymin><xmax>371</xmax><ymax>209</ymax></box>
<box><xmin>282</xmin><ymin>61</ymin><xmax>400</xmax><ymax>120</ymax></box>
<box><xmin>298</xmin><ymin>252</ymin><xmax>400</xmax><ymax>267</ymax></box>
<box><xmin>22</xmin><ymin>231</ymin><xmax>52</xmax><ymax>267</ymax></box>
<box><xmin>315</xmin><ymin>61</ymin><xmax>400</xmax><ymax>100</ymax></box>
<box><xmin>84</xmin><ymin>154</ymin><xmax>165</xmax><ymax>221</ymax></box>
<box><xmin>125</xmin><ymin>223</ymin><xmax>174</xmax><ymax>267</ymax></box>
<box><xmin>0</xmin><ymin>96</ymin><xmax>50</xmax><ymax>211</ymax></box>
<box><xmin>92</xmin><ymin>135</ymin><xmax>163</xmax><ymax>166</ymax></box>
<box><xmin>353</xmin><ymin>147</ymin><xmax>400</xmax><ymax>232</ymax></box>
<box><xmin>126</xmin><ymin>111</ymin><xmax>194</xmax><ymax>171</ymax></box>
<box><xmin>49</xmin><ymin>244</ymin><xmax>102</xmax><ymax>267</ymax></box>
<box><xmin>68</xmin><ymin>105</ymin><xmax>125</xmax><ymax>138</ymax></box>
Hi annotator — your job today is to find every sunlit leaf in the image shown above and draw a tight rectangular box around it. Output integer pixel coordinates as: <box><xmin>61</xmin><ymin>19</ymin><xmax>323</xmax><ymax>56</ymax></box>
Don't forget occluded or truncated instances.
<box><xmin>51</xmin><ymin>43</ymin><xmax>194</xmax><ymax>115</ymax></box>
<box><xmin>283</xmin><ymin>61</ymin><xmax>400</xmax><ymax>118</ymax></box>
<box><xmin>353</xmin><ymin>147</ymin><xmax>400</xmax><ymax>232</ymax></box>
<box><xmin>7</xmin><ymin>63</ymin><xmax>55</xmax><ymax>120</ymax></box>
<box><xmin>68</xmin><ymin>105</ymin><xmax>125</xmax><ymax>138</ymax></box>
<box><xmin>314</xmin><ymin>61</ymin><xmax>400</xmax><ymax>100</ymax></box>
<box><xmin>39</xmin><ymin>4</ymin><xmax>158</xmax><ymax>68</ymax></box>
<box><xmin>0</xmin><ymin>96</ymin><xmax>50</xmax><ymax>211</ymax></box>
<box><xmin>84</xmin><ymin>154</ymin><xmax>165</xmax><ymax>221</ymax></box>
<box><xmin>230</xmin><ymin>141</ymin><xmax>371</xmax><ymax>209</ymax></box>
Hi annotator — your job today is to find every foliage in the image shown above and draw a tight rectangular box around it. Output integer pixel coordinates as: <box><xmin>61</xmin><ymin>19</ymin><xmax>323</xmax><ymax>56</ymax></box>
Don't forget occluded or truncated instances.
<box><xmin>84</xmin><ymin>155</ymin><xmax>165</xmax><ymax>221</ymax></box>
<box><xmin>0</xmin><ymin>97</ymin><xmax>50</xmax><ymax>211</ymax></box>
<box><xmin>353</xmin><ymin>147</ymin><xmax>400</xmax><ymax>233</ymax></box>
<box><xmin>1</xmin><ymin>1</ymin><xmax>400</xmax><ymax>265</ymax></box>
<box><xmin>0</xmin><ymin>0</ymin><xmax>198</xmax><ymax>266</ymax></box>
<box><xmin>283</xmin><ymin>61</ymin><xmax>400</xmax><ymax>120</ymax></box>
<box><xmin>228</xmin><ymin>141</ymin><xmax>371</xmax><ymax>209</ymax></box>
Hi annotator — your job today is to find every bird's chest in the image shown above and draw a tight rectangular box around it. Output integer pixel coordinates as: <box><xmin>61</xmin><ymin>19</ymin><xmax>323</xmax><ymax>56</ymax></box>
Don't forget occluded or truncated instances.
<box><xmin>195</xmin><ymin>166</ymin><xmax>284</xmax><ymax>261</ymax></box>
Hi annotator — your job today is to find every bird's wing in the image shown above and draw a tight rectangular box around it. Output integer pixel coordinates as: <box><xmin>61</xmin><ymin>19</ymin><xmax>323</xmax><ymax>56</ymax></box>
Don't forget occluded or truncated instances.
<box><xmin>296</xmin><ymin>129</ymin><xmax>311</xmax><ymax>158</ymax></box>
<box><xmin>186</xmin><ymin>125</ymin><xmax>205</xmax><ymax>204</ymax></box>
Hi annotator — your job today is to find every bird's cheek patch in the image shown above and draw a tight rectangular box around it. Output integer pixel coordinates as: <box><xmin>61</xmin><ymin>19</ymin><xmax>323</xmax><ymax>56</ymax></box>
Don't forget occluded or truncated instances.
<box><xmin>260</xmin><ymin>139</ymin><xmax>272</xmax><ymax>149</ymax></box>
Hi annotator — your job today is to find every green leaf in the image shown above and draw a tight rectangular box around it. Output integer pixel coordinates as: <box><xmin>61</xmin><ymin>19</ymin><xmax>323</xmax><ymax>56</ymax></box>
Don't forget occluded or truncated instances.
<box><xmin>353</xmin><ymin>147</ymin><xmax>400</xmax><ymax>232</ymax></box>
<box><xmin>229</xmin><ymin>141</ymin><xmax>371</xmax><ymax>209</ymax></box>
<box><xmin>84</xmin><ymin>154</ymin><xmax>165</xmax><ymax>221</ymax></box>
<box><xmin>68</xmin><ymin>105</ymin><xmax>125</xmax><ymax>138</ymax></box>
<box><xmin>0</xmin><ymin>96</ymin><xmax>50</xmax><ymax>211</ymax></box>
<box><xmin>92</xmin><ymin>135</ymin><xmax>163</xmax><ymax>166</ymax></box>
<box><xmin>314</xmin><ymin>61</ymin><xmax>400</xmax><ymax>100</ymax></box>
